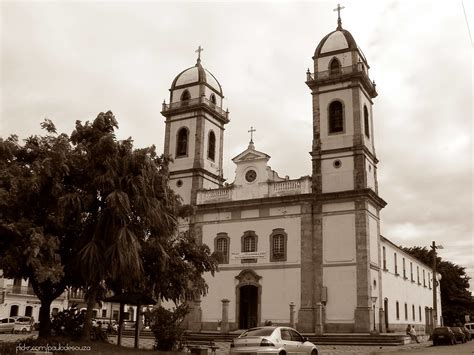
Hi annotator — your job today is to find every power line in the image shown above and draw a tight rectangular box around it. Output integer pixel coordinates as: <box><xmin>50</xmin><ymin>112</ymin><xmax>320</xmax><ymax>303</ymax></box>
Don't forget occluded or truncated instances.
<box><xmin>462</xmin><ymin>0</ymin><xmax>473</xmax><ymax>47</ymax></box>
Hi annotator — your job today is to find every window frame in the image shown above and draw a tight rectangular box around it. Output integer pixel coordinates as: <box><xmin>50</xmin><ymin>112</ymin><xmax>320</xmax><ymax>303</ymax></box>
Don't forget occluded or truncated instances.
<box><xmin>329</xmin><ymin>57</ymin><xmax>341</xmax><ymax>75</ymax></box>
<box><xmin>328</xmin><ymin>100</ymin><xmax>345</xmax><ymax>134</ymax></box>
<box><xmin>214</xmin><ymin>233</ymin><xmax>230</xmax><ymax>264</ymax></box>
<box><xmin>207</xmin><ymin>130</ymin><xmax>216</xmax><ymax>161</ymax></box>
<box><xmin>241</xmin><ymin>231</ymin><xmax>258</xmax><ymax>264</ymax></box>
<box><xmin>269</xmin><ymin>228</ymin><xmax>288</xmax><ymax>262</ymax></box>
<box><xmin>364</xmin><ymin>105</ymin><xmax>370</xmax><ymax>138</ymax></box>
<box><xmin>176</xmin><ymin>127</ymin><xmax>189</xmax><ymax>158</ymax></box>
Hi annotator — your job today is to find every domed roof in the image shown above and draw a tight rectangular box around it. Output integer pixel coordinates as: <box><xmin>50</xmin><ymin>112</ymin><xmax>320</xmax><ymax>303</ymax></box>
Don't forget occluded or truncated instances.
<box><xmin>171</xmin><ymin>59</ymin><xmax>223</xmax><ymax>96</ymax></box>
<box><xmin>314</xmin><ymin>28</ymin><xmax>358</xmax><ymax>58</ymax></box>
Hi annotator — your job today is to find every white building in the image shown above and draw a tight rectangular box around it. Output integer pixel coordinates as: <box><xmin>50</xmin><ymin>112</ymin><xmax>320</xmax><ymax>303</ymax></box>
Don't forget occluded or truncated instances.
<box><xmin>0</xmin><ymin>275</ymin><xmax>68</xmax><ymax>321</ymax></box>
<box><xmin>160</xmin><ymin>16</ymin><xmax>441</xmax><ymax>334</ymax></box>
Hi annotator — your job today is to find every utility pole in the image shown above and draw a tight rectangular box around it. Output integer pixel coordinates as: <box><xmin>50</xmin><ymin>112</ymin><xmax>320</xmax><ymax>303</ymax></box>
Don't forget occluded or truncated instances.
<box><xmin>431</xmin><ymin>241</ymin><xmax>443</xmax><ymax>329</ymax></box>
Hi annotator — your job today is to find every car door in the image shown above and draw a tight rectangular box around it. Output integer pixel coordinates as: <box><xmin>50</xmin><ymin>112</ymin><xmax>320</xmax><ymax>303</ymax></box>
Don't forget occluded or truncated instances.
<box><xmin>289</xmin><ymin>329</ymin><xmax>309</xmax><ymax>354</ymax></box>
<box><xmin>280</xmin><ymin>328</ymin><xmax>298</xmax><ymax>354</ymax></box>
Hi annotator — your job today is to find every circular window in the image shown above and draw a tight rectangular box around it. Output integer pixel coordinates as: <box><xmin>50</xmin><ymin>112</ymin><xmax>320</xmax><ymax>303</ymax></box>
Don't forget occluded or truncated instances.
<box><xmin>176</xmin><ymin>180</ymin><xmax>183</xmax><ymax>187</ymax></box>
<box><xmin>333</xmin><ymin>160</ymin><xmax>342</xmax><ymax>168</ymax></box>
<box><xmin>245</xmin><ymin>170</ymin><xmax>257</xmax><ymax>182</ymax></box>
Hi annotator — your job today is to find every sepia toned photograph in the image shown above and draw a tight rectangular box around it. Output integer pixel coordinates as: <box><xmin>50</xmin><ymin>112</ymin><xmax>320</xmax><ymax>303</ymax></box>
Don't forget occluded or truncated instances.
<box><xmin>1</xmin><ymin>1</ymin><xmax>472</xmax><ymax>354</ymax></box>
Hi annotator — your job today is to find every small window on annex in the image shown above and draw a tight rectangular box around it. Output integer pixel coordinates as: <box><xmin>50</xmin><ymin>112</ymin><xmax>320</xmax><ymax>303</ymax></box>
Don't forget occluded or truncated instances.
<box><xmin>214</xmin><ymin>233</ymin><xmax>230</xmax><ymax>264</ymax></box>
<box><xmin>241</xmin><ymin>231</ymin><xmax>258</xmax><ymax>264</ymax></box>
<box><xmin>328</xmin><ymin>101</ymin><xmax>344</xmax><ymax>134</ymax></box>
<box><xmin>176</xmin><ymin>127</ymin><xmax>189</xmax><ymax>157</ymax></box>
<box><xmin>364</xmin><ymin>105</ymin><xmax>370</xmax><ymax>138</ymax></box>
<box><xmin>396</xmin><ymin>301</ymin><xmax>400</xmax><ymax>320</ymax></box>
<box><xmin>208</xmin><ymin>131</ymin><xmax>216</xmax><ymax>161</ymax></box>
<box><xmin>270</xmin><ymin>228</ymin><xmax>288</xmax><ymax>262</ymax></box>
<box><xmin>329</xmin><ymin>57</ymin><xmax>341</xmax><ymax>75</ymax></box>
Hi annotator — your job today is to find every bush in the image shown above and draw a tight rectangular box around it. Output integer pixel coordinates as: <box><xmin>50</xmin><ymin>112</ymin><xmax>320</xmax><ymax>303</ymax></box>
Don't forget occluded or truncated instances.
<box><xmin>51</xmin><ymin>307</ymin><xmax>85</xmax><ymax>339</ymax></box>
<box><xmin>149</xmin><ymin>304</ymin><xmax>189</xmax><ymax>351</ymax></box>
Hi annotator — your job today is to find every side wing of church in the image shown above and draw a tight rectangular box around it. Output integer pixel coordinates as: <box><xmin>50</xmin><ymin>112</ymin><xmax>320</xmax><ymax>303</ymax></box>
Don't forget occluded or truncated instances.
<box><xmin>160</xmin><ymin>16</ymin><xmax>441</xmax><ymax>334</ymax></box>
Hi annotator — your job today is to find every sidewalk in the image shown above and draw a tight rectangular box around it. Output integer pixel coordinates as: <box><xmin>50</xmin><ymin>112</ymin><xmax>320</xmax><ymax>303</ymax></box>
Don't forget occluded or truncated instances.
<box><xmin>109</xmin><ymin>335</ymin><xmax>432</xmax><ymax>354</ymax></box>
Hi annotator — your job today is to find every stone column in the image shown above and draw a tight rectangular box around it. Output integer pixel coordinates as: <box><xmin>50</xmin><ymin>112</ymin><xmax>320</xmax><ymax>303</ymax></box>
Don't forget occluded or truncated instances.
<box><xmin>289</xmin><ymin>302</ymin><xmax>295</xmax><ymax>328</ymax></box>
<box><xmin>379</xmin><ymin>308</ymin><xmax>385</xmax><ymax>333</ymax></box>
<box><xmin>188</xmin><ymin>299</ymin><xmax>202</xmax><ymax>332</ymax></box>
<box><xmin>221</xmin><ymin>299</ymin><xmax>230</xmax><ymax>333</ymax></box>
<box><xmin>315</xmin><ymin>302</ymin><xmax>324</xmax><ymax>335</ymax></box>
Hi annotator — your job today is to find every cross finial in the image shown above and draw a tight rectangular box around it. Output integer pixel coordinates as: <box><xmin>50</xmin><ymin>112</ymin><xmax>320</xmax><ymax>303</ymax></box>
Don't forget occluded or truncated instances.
<box><xmin>333</xmin><ymin>3</ymin><xmax>345</xmax><ymax>30</ymax></box>
<box><xmin>248</xmin><ymin>126</ymin><xmax>256</xmax><ymax>144</ymax></box>
<box><xmin>195</xmin><ymin>45</ymin><xmax>204</xmax><ymax>64</ymax></box>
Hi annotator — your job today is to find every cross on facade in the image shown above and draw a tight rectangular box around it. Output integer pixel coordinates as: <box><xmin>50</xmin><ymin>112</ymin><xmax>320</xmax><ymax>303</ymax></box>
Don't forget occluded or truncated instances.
<box><xmin>195</xmin><ymin>45</ymin><xmax>204</xmax><ymax>63</ymax></box>
<box><xmin>248</xmin><ymin>126</ymin><xmax>256</xmax><ymax>143</ymax></box>
<box><xmin>333</xmin><ymin>3</ymin><xmax>345</xmax><ymax>29</ymax></box>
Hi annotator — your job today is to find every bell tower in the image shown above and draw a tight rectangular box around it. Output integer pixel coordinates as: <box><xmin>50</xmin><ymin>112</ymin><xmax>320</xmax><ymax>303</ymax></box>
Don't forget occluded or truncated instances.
<box><xmin>161</xmin><ymin>47</ymin><xmax>229</xmax><ymax>205</ymax></box>
<box><xmin>299</xmin><ymin>8</ymin><xmax>387</xmax><ymax>333</ymax></box>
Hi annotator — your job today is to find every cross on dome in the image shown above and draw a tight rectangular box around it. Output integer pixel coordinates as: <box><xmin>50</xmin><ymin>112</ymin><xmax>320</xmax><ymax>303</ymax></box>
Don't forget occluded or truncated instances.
<box><xmin>195</xmin><ymin>45</ymin><xmax>204</xmax><ymax>64</ymax></box>
<box><xmin>333</xmin><ymin>3</ymin><xmax>345</xmax><ymax>30</ymax></box>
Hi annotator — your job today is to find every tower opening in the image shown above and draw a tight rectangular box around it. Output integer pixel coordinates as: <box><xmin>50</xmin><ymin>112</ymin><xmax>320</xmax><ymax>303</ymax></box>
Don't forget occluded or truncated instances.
<box><xmin>328</xmin><ymin>101</ymin><xmax>344</xmax><ymax>133</ymax></box>
<box><xmin>176</xmin><ymin>128</ymin><xmax>189</xmax><ymax>157</ymax></box>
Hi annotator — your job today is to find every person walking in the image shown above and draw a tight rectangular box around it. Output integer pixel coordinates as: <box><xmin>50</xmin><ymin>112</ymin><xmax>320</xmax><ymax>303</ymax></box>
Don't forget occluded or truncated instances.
<box><xmin>406</xmin><ymin>324</ymin><xmax>411</xmax><ymax>335</ymax></box>
<box><xmin>409</xmin><ymin>325</ymin><xmax>420</xmax><ymax>343</ymax></box>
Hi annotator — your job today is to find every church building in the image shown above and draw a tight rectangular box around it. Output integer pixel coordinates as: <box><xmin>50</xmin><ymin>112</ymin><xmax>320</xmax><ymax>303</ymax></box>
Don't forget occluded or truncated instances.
<box><xmin>160</xmin><ymin>11</ymin><xmax>441</xmax><ymax>334</ymax></box>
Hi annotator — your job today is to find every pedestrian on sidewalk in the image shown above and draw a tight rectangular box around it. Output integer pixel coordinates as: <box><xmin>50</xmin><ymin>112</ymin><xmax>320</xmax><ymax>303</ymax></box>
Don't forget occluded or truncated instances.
<box><xmin>409</xmin><ymin>325</ymin><xmax>420</xmax><ymax>343</ymax></box>
<box><xmin>406</xmin><ymin>324</ymin><xmax>411</xmax><ymax>335</ymax></box>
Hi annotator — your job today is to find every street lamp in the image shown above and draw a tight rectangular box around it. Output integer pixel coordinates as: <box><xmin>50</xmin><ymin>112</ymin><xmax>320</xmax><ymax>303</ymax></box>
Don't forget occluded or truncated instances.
<box><xmin>431</xmin><ymin>241</ymin><xmax>443</xmax><ymax>329</ymax></box>
<box><xmin>371</xmin><ymin>296</ymin><xmax>378</xmax><ymax>333</ymax></box>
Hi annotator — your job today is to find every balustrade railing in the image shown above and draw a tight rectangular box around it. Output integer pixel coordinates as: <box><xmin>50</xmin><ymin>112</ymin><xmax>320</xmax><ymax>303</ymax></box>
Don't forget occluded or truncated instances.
<box><xmin>162</xmin><ymin>96</ymin><xmax>229</xmax><ymax>118</ymax></box>
<box><xmin>306</xmin><ymin>63</ymin><xmax>368</xmax><ymax>81</ymax></box>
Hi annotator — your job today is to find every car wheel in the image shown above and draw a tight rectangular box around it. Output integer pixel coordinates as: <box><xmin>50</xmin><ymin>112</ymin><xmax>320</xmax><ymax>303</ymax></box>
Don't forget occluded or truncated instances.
<box><xmin>21</xmin><ymin>328</ymin><xmax>27</xmax><ymax>334</ymax></box>
<box><xmin>279</xmin><ymin>351</ymin><xmax>286</xmax><ymax>355</ymax></box>
<box><xmin>311</xmin><ymin>350</ymin><xmax>318</xmax><ymax>355</ymax></box>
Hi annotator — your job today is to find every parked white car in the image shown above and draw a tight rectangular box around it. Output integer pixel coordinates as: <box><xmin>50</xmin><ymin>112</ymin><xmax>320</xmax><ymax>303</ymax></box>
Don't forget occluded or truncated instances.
<box><xmin>0</xmin><ymin>317</ymin><xmax>16</xmax><ymax>334</ymax></box>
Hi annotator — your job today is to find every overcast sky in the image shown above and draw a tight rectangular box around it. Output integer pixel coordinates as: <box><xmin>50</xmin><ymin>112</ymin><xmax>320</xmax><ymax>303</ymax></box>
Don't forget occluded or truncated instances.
<box><xmin>1</xmin><ymin>0</ymin><xmax>472</xmax><ymax>292</ymax></box>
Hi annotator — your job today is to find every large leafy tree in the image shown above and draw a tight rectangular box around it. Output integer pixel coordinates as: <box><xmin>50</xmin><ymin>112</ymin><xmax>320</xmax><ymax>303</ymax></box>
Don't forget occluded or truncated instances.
<box><xmin>0</xmin><ymin>112</ymin><xmax>218</xmax><ymax>339</ymax></box>
<box><xmin>403</xmin><ymin>246</ymin><xmax>474</xmax><ymax>325</ymax></box>
<box><xmin>0</xmin><ymin>121</ymin><xmax>77</xmax><ymax>337</ymax></box>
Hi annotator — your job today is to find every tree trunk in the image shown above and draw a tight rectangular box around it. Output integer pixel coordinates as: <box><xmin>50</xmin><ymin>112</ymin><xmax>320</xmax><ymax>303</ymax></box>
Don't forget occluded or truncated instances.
<box><xmin>38</xmin><ymin>298</ymin><xmax>53</xmax><ymax>338</ymax></box>
<box><xmin>81</xmin><ymin>286</ymin><xmax>98</xmax><ymax>340</ymax></box>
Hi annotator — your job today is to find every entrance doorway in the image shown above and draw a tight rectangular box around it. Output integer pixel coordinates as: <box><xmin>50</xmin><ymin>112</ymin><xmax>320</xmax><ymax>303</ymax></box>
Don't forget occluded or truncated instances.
<box><xmin>239</xmin><ymin>285</ymin><xmax>258</xmax><ymax>329</ymax></box>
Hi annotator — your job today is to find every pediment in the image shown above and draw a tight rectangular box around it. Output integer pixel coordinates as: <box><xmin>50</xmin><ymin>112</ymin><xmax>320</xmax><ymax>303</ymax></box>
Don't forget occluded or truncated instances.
<box><xmin>232</xmin><ymin>146</ymin><xmax>270</xmax><ymax>164</ymax></box>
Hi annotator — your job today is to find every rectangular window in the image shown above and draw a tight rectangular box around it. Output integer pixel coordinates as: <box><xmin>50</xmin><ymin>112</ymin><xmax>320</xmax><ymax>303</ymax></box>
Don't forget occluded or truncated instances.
<box><xmin>382</xmin><ymin>246</ymin><xmax>387</xmax><ymax>270</ymax></box>
<box><xmin>423</xmin><ymin>270</ymin><xmax>426</xmax><ymax>287</ymax></box>
<box><xmin>394</xmin><ymin>253</ymin><xmax>398</xmax><ymax>275</ymax></box>
<box><xmin>396</xmin><ymin>301</ymin><xmax>400</xmax><ymax>320</ymax></box>
<box><xmin>428</xmin><ymin>272</ymin><xmax>432</xmax><ymax>289</ymax></box>
<box><xmin>419</xmin><ymin>306</ymin><xmax>422</xmax><ymax>321</ymax></box>
<box><xmin>403</xmin><ymin>258</ymin><xmax>406</xmax><ymax>279</ymax></box>
<box><xmin>102</xmin><ymin>309</ymin><xmax>107</xmax><ymax>318</ymax></box>
<box><xmin>412</xmin><ymin>305</ymin><xmax>415</xmax><ymax>321</ymax></box>
<box><xmin>404</xmin><ymin>303</ymin><xmax>408</xmax><ymax>320</ymax></box>
<box><xmin>410</xmin><ymin>262</ymin><xmax>413</xmax><ymax>281</ymax></box>
<box><xmin>417</xmin><ymin>266</ymin><xmax>420</xmax><ymax>284</ymax></box>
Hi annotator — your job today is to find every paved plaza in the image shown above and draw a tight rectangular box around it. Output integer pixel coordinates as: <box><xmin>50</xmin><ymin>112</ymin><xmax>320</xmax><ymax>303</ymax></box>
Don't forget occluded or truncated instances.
<box><xmin>0</xmin><ymin>332</ymin><xmax>452</xmax><ymax>354</ymax></box>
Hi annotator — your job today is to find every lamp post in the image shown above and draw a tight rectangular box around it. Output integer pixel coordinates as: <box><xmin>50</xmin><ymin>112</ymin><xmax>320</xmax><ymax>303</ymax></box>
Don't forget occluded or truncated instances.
<box><xmin>431</xmin><ymin>241</ymin><xmax>443</xmax><ymax>329</ymax></box>
<box><xmin>371</xmin><ymin>296</ymin><xmax>378</xmax><ymax>333</ymax></box>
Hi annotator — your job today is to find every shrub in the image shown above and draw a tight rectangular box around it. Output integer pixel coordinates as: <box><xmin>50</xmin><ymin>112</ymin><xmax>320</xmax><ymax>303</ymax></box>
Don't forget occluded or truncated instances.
<box><xmin>149</xmin><ymin>304</ymin><xmax>189</xmax><ymax>351</ymax></box>
<box><xmin>51</xmin><ymin>307</ymin><xmax>85</xmax><ymax>339</ymax></box>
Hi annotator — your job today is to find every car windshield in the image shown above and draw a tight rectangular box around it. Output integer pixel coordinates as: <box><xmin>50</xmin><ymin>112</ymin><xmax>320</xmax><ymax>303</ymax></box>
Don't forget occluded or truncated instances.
<box><xmin>1</xmin><ymin>319</ymin><xmax>9</xmax><ymax>323</ymax></box>
<box><xmin>240</xmin><ymin>327</ymin><xmax>275</xmax><ymax>337</ymax></box>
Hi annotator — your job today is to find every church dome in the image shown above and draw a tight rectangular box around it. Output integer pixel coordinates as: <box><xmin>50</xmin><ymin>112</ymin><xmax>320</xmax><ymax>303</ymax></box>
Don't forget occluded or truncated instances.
<box><xmin>170</xmin><ymin>60</ymin><xmax>223</xmax><ymax>96</ymax></box>
<box><xmin>314</xmin><ymin>28</ymin><xmax>358</xmax><ymax>58</ymax></box>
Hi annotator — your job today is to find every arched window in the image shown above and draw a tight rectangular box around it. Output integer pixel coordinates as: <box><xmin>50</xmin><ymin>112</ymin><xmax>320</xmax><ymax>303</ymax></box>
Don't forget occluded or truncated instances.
<box><xmin>329</xmin><ymin>58</ymin><xmax>341</xmax><ymax>75</ymax></box>
<box><xmin>364</xmin><ymin>105</ymin><xmax>370</xmax><ymax>138</ymax></box>
<box><xmin>10</xmin><ymin>305</ymin><xmax>19</xmax><ymax>317</ymax></box>
<box><xmin>214</xmin><ymin>233</ymin><xmax>229</xmax><ymax>264</ymax></box>
<box><xmin>270</xmin><ymin>228</ymin><xmax>288</xmax><ymax>262</ymax></box>
<box><xmin>25</xmin><ymin>306</ymin><xmax>33</xmax><ymax>317</ymax></box>
<box><xmin>241</xmin><ymin>231</ymin><xmax>258</xmax><ymax>264</ymax></box>
<box><xmin>210</xmin><ymin>93</ymin><xmax>217</xmax><ymax>104</ymax></box>
<box><xmin>180</xmin><ymin>90</ymin><xmax>190</xmax><ymax>101</ymax></box>
<box><xmin>176</xmin><ymin>127</ymin><xmax>188</xmax><ymax>157</ymax></box>
<box><xmin>208</xmin><ymin>131</ymin><xmax>216</xmax><ymax>161</ymax></box>
<box><xmin>328</xmin><ymin>101</ymin><xmax>344</xmax><ymax>133</ymax></box>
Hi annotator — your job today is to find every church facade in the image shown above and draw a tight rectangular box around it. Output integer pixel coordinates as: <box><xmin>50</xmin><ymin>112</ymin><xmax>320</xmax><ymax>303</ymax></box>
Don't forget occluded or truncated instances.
<box><xmin>160</xmin><ymin>18</ymin><xmax>441</xmax><ymax>334</ymax></box>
